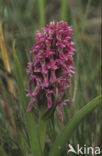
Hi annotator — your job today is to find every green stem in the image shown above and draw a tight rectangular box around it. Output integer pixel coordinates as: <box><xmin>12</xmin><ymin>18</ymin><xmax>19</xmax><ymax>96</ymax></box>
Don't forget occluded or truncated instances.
<box><xmin>38</xmin><ymin>0</ymin><xmax>45</xmax><ymax>27</ymax></box>
<box><xmin>61</xmin><ymin>0</ymin><xmax>67</xmax><ymax>21</ymax></box>
<box><xmin>39</xmin><ymin>109</ymin><xmax>48</xmax><ymax>152</ymax></box>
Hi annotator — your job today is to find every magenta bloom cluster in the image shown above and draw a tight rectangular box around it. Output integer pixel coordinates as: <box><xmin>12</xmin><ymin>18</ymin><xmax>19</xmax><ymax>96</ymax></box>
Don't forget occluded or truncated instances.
<box><xmin>26</xmin><ymin>21</ymin><xmax>75</xmax><ymax>120</ymax></box>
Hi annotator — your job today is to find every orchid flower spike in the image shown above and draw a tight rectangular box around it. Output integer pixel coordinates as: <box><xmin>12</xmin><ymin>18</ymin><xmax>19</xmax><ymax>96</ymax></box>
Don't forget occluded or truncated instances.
<box><xmin>26</xmin><ymin>21</ymin><xmax>76</xmax><ymax>121</ymax></box>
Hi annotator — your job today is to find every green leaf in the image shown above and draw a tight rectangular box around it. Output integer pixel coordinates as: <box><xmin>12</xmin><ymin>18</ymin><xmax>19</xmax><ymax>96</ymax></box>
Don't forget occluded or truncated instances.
<box><xmin>13</xmin><ymin>41</ymin><xmax>42</xmax><ymax>156</ymax></box>
<box><xmin>49</xmin><ymin>95</ymin><xmax>102</xmax><ymax>156</ymax></box>
<box><xmin>0</xmin><ymin>147</ymin><xmax>7</xmax><ymax>156</ymax></box>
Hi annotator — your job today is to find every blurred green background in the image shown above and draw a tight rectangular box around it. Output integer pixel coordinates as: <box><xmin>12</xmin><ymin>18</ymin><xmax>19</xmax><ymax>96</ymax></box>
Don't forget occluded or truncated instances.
<box><xmin>0</xmin><ymin>0</ymin><xmax>101</xmax><ymax>156</ymax></box>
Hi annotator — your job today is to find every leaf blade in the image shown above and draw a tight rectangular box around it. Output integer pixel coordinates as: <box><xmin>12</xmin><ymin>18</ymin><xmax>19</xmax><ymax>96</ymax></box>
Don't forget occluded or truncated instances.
<box><xmin>13</xmin><ymin>41</ymin><xmax>42</xmax><ymax>156</ymax></box>
<box><xmin>49</xmin><ymin>95</ymin><xmax>102</xmax><ymax>156</ymax></box>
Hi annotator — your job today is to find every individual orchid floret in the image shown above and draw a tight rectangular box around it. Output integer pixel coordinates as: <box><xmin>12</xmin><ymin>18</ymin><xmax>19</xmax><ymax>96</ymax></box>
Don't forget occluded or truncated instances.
<box><xmin>26</xmin><ymin>21</ymin><xmax>76</xmax><ymax>120</ymax></box>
